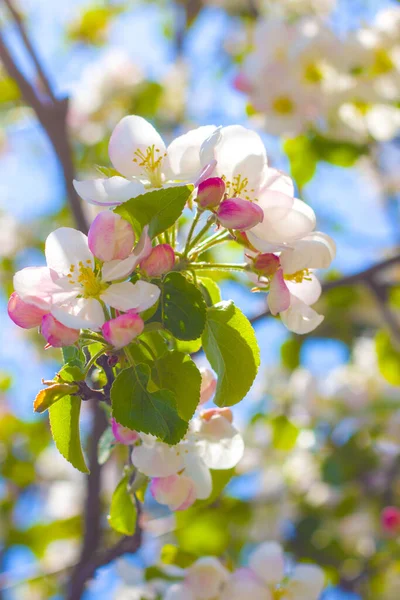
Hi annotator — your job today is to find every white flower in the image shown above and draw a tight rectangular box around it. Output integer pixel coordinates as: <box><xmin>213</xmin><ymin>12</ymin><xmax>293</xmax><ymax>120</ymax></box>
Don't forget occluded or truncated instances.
<box><xmin>248</xmin><ymin>542</ymin><xmax>285</xmax><ymax>587</ymax></box>
<box><xmin>13</xmin><ymin>214</ymin><xmax>159</xmax><ymax>330</ymax></box>
<box><xmin>282</xmin><ymin>564</ymin><xmax>325</xmax><ymax>600</ymax></box>
<box><xmin>74</xmin><ymin>115</ymin><xmax>216</xmax><ymax>206</ymax></box>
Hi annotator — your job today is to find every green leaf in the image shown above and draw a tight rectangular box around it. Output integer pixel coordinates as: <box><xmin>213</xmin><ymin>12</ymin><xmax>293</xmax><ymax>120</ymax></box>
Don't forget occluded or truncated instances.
<box><xmin>202</xmin><ymin>301</ymin><xmax>260</xmax><ymax>407</ymax></box>
<box><xmin>58</xmin><ymin>363</ymin><xmax>85</xmax><ymax>383</ymax></box>
<box><xmin>111</xmin><ymin>364</ymin><xmax>188</xmax><ymax>444</ymax></box>
<box><xmin>114</xmin><ymin>185</ymin><xmax>193</xmax><ymax>239</ymax></box>
<box><xmin>154</xmin><ymin>272</ymin><xmax>207</xmax><ymax>340</ymax></box>
<box><xmin>271</xmin><ymin>415</ymin><xmax>299</xmax><ymax>451</ymax></box>
<box><xmin>280</xmin><ymin>337</ymin><xmax>302</xmax><ymax>371</ymax></box>
<box><xmin>98</xmin><ymin>426</ymin><xmax>115</xmax><ymax>465</ymax></box>
<box><xmin>34</xmin><ymin>383</ymin><xmax>78</xmax><ymax>414</ymax></box>
<box><xmin>376</xmin><ymin>330</ymin><xmax>400</xmax><ymax>386</ymax></box>
<box><xmin>283</xmin><ymin>136</ymin><xmax>317</xmax><ymax>189</ymax></box>
<box><xmin>108</xmin><ymin>474</ymin><xmax>137</xmax><ymax>535</ymax></box>
<box><xmin>312</xmin><ymin>135</ymin><xmax>366</xmax><ymax>167</ymax></box>
<box><xmin>49</xmin><ymin>396</ymin><xmax>89</xmax><ymax>473</ymax></box>
<box><xmin>153</xmin><ymin>351</ymin><xmax>201</xmax><ymax>421</ymax></box>
<box><xmin>61</xmin><ymin>346</ymin><xmax>84</xmax><ymax>367</ymax></box>
<box><xmin>161</xmin><ymin>545</ymin><xmax>197</xmax><ymax>568</ymax></box>
<box><xmin>175</xmin><ymin>338</ymin><xmax>202</xmax><ymax>354</ymax></box>
<box><xmin>198</xmin><ymin>277</ymin><xmax>222</xmax><ymax>306</ymax></box>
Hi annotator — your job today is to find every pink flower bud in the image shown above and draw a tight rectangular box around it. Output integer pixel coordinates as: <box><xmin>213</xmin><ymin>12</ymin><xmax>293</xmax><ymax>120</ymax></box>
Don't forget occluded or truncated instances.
<box><xmin>102</xmin><ymin>313</ymin><xmax>144</xmax><ymax>350</ymax></box>
<box><xmin>217</xmin><ymin>198</ymin><xmax>264</xmax><ymax>231</ymax></box>
<box><xmin>150</xmin><ymin>474</ymin><xmax>197</xmax><ymax>511</ymax></box>
<box><xmin>8</xmin><ymin>292</ymin><xmax>48</xmax><ymax>329</ymax></box>
<box><xmin>41</xmin><ymin>314</ymin><xmax>80</xmax><ymax>348</ymax></box>
<box><xmin>233</xmin><ymin>72</ymin><xmax>252</xmax><ymax>93</ymax></box>
<box><xmin>196</xmin><ymin>177</ymin><xmax>225</xmax><ymax>209</ymax></box>
<box><xmin>111</xmin><ymin>418</ymin><xmax>139</xmax><ymax>445</ymax></box>
<box><xmin>139</xmin><ymin>244</ymin><xmax>175</xmax><ymax>277</ymax></box>
<box><xmin>201</xmin><ymin>407</ymin><xmax>233</xmax><ymax>423</ymax></box>
<box><xmin>199</xmin><ymin>368</ymin><xmax>217</xmax><ymax>405</ymax></box>
<box><xmin>88</xmin><ymin>211</ymin><xmax>135</xmax><ymax>262</ymax></box>
<box><xmin>253</xmin><ymin>253</ymin><xmax>280</xmax><ymax>276</ymax></box>
<box><xmin>382</xmin><ymin>506</ymin><xmax>400</xmax><ymax>533</ymax></box>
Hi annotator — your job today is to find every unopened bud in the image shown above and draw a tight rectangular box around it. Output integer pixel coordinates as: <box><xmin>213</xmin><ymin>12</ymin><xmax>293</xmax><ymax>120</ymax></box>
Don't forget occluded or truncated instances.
<box><xmin>102</xmin><ymin>312</ymin><xmax>144</xmax><ymax>350</ymax></box>
<box><xmin>253</xmin><ymin>252</ymin><xmax>280</xmax><ymax>276</ymax></box>
<box><xmin>88</xmin><ymin>211</ymin><xmax>135</xmax><ymax>262</ymax></box>
<box><xmin>217</xmin><ymin>198</ymin><xmax>263</xmax><ymax>231</ymax></box>
<box><xmin>111</xmin><ymin>418</ymin><xmax>139</xmax><ymax>445</ymax></box>
<box><xmin>199</xmin><ymin>368</ymin><xmax>217</xmax><ymax>405</ymax></box>
<box><xmin>140</xmin><ymin>244</ymin><xmax>175</xmax><ymax>277</ymax></box>
<box><xmin>382</xmin><ymin>506</ymin><xmax>400</xmax><ymax>533</ymax></box>
<box><xmin>8</xmin><ymin>292</ymin><xmax>48</xmax><ymax>329</ymax></box>
<box><xmin>41</xmin><ymin>314</ymin><xmax>80</xmax><ymax>348</ymax></box>
<box><xmin>201</xmin><ymin>407</ymin><xmax>233</xmax><ymax>423</ymax></box>
<box><xmin>150</xmin><ymin>474</ymin><xmax>197</xmax><ymax>511</ymax></box>
<box><xmin>196</xmin><ymin>177</ymin><xmax>225</xmax><ymax>209</ymax></box>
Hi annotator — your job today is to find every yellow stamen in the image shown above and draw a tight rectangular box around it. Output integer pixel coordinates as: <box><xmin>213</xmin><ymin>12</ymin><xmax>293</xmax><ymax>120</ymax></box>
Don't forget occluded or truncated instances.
<box><xmin>304</xmin><ymin>62</ymin><xmax>324</xmax><ymax>84</ymax></box>
<box><xmin>273</xmin><ymin>96</ymin><xmax>295</xmax><ymax>115</ymax></box>
<box><xmin>69</xmin><ymin>261</ymin><xmax>107</xmax><ymax>298</ymax></box>
<box><xmin>132</xmin><ymin>144</ymin><xmax>165</xmax><ymax>188</ymax></box>
<box><xmin>284</xmin><ymin>268</ymin><xmax>311</xmax><ymax>284</ymax></box>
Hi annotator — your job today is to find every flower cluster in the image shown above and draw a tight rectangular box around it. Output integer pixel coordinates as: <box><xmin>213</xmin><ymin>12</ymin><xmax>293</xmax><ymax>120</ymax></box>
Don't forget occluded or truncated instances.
<box><xmin>164</xmin><ymin>542</ymin><xmax>325</xmax><ymax>600</ymax></box>
<box><xmin>236</xmin><ymin>7</ymin><xmax>400</xmax><ymax>141</ymax></box>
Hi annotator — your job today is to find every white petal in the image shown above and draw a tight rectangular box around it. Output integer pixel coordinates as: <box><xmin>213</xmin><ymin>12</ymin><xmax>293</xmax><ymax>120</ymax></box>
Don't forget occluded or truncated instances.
<box><xmin>100</xmin><ymin>280</ymin><xmax>160</xmax><ymax>312</ymax></box>
<box><xmin>196</xmin><ymin>416</ymin><xmax>244</xmax><ymax>470</ymax></box>
<box><xmin>246</xmin><ymin>231</ymin><xmax>289</xmax><ymax>254</ymax></box>
<box><xmin>165</xmin><ymin>125</ymin><xmax>217</xmax><ymax>181</ymax></box>
<box><xmin>183</xmin><ymin>453</ymin><xmax>212</xmax><ymax>500</ymax></box>
<box><xmin>251</xmin><ymin>198</ymin><xmax>316</xmax><ymax>244</ymax></box>
<box><xmin>200</xmin><ymin>125</ymin><xmax>267</xmax><ymax>193</ymax></box>
<box><xmin>268</xmin><ymin>269</ymin><xmax>291</xmax><ymax>316</ymax></box>
<box><xmin>131</xmin><ymin>442</ymin><xmax>184</xmax><ymax>477</ymax></box>
<box><xmin>73</xmin><ymin>177</ymin><xmax>146</xmax><ymax>206</ymax></box>
<box><xmin>165</xmin><ymin>584</ymin><xmax>196</xmax><ymax>600</ymax></box>
<box><xmin>13</xmin><ymin>267</ymin><xmax>61</xmax><ymax>309</ymax></box>
<box><xmin>285</xmin><ymin>565</ymin><xmax>325</xmax><ymax>600</ymax></box>
<box><xmin>280</xmin><ymin>232</ymin><xmax>336</xmax><ymax>274</ymax></box>
<box><xmin>221</xmin><ymin>570</ymin><xmax>270</xmax><ymax>600</ymax></box>
<box><xmin>366</xmin><ymin>104</ymin><xmax>400</xmax><ymax>142</ymax></box>
<box><xmin>108</xmin><ymin>115</ymin><xmax>166</xmax><ymax>179</ymax></box>
<box><xmin>185</xmin><ymin>557</ymin><xmax>229</xmax><ymax>600</ymax></box>
<box><xmin>261</xmin><ymin>167</ymin><xmax>294</xmax><ymax>197</ymax></box>
<box><xmin>101</xmin><ymin>226</ymin><xmax>152</xmax><ymax>281</ymax></box>
<box><xmin>248</xmin><ymin>542</ymin><xmax>285</xmax><ymax>586</ymax></box>
<box><xmin>51</xmin><ymin>297</ymin><xmax>105</xmax><ymax>330</ymax></box>
<box><xmin>286</xmin><ymin>273</ymin><xmax>322</xmax><ymax>306</ymax></box>
<box><xmin>45</xmin><ymin>228</ymin><xmax>92</xmax><ymax>276</ymax></box>
<box><xmin>280</xmin><ymin>295</ymin><xmax>324</xmax><ymax>335</ymax></box>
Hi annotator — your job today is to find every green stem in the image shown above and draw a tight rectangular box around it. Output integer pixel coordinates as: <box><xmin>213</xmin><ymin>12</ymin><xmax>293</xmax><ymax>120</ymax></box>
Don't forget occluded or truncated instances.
<box><xmin>190</xmin><ymin>262</ymin><xmax>248</xmax><ymax>272</ymax></box>
<box><xmin>80</xmin><ymin>332</ymin><xmax>105</xmax><ymax>344</ymax></box>
<box><xmin>83</xmin><ymin>348</ymin><xmax>107</xmax><ymax>376</ymax></box>
<box><xmin>183</xmin><ymin>210</ymin><xmax>202</xmax><ymax>257</ymax></box>
<box><xmin>188</xmin><ymin>216</ymin><xmax>216</xmax><ymax>251</ymax></box>
<box><xmin>190</xmin><ymin>232</ymin><xmax>231</xmax><ymax>258</ymax></box>
<box><xmin>189</xmin><ymin>229</ymin><xmax>228</xmax><ymax>256</ymax></box>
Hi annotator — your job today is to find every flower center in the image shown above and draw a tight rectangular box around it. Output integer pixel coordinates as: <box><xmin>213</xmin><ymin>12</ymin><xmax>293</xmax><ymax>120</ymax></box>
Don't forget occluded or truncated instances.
<box><xmin>273</xmin><ymin>96</ymin><xmax>295</xmax><ymax>115</ymax></box>
<box><xmin>132</xmin><ymin>145</ymin><xmax>166</xmax><ymax>187</ymax></box>
<box><xmin>223</xmin><ymin>174</ymin><xmax>255</xmax><ymax>201</ymax></box>
<box><xmin>370</xmin><ymin>48</ymin><xmax>394</xmax><ymax>76</ymax></box>
<box><xmin>284</xmin><ymin>268</ymin><xmax>311</xmax><ymax>284</ymax></box>
<box><xmin>303</xmin><ymin>62</ymin><xmax>324</xmax><ymax>84</ymax></box>
<box><xmin>67</xmin><ymin>261</ymin><xmax>107</xmax><ymax>298</ymax></box>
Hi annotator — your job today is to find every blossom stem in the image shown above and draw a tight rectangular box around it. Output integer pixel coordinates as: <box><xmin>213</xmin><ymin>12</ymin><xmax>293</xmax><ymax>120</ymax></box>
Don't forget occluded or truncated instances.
<box><xmin>190</xmin><ymin>231</ymin><xmax>231</xmax><ymax>258</ymax></box>
<box><xmin>83</xmin><ymin>348</ymin><xmax>107</xmax><ymax>377</ymax></box>
<box><xmin>80</xmin><ymin>332</ymin><xmax>105</xmax><ymax>344</ymax></box>
<box><xmin>190</xmin><ymin>262</ymin><xmax>248</xmax><ymax>272</ymax></box>
<box><xmin>188</xmin><ymin>215</ymin><xmax>216</xmax><ymax>252</ymax></box>
<box><xmin>183</xmin><ymin>210</ymin><xmax>202</xmax><ymax>257</ymax></box>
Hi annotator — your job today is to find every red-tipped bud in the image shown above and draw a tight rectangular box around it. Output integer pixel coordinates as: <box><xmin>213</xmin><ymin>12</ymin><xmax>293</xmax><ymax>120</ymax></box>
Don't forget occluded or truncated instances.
<box><xmin>217</xmin><ymin>198</ymin><xmax>264</xmax><ymax>231</ymax></box>
<box><xmin>199</xmin><ymin>368</ymin><xmax>217</xmax><ymax>405</ymax></box>
<box><xmin>140</xmin><ymin>244</ymin><xmax>175</xmax><ymax>277</ymax></box>
<box><xmin>196</xmin><ymin>177</ymin><xmax>226</xmax><ymax>209</ymax></box>
<box><xmin>382</xmin><ymin>506</ymin><xmax>400</xmax><ymax>534</ymax></box>
<box><xmin>111</xmin><ymin>418</ymin><xmax>139</xmax><ymax>445</ymax></box>
<box><xmin>8</xmin><ymin>292</ymin><xmax>48</xmax><ymax>329</ymax></box>
<box><xmin>88</xmin><ymin>211</ymin><xmax>135</xmax><ymax>262</ymax></box>
<box><xmin>201</xmin><ymin>407</ymin><xmax>233</xmax><ymax>423</ymax></box>
<box><xmin>253</xmin><ymin>253</ymin><xmax>280</xmax><ymax>276</ymax></box>
<box><xmin>41</xmin><ymin>314</ymin><xmax>80</xmax><ymax>348</ymax></box>
<box><xmin>102</xmin><ymin>313</ymin><xmax>144</xmax><ymax>350</ymax></box>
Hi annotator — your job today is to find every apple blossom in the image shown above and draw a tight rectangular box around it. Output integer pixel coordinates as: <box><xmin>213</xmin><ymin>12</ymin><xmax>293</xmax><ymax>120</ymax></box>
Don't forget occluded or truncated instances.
<box><xmin>12</xmin><ymin>217</ymin><xmax>159</xmax><ymax>331</ymax></box>
<box><xmin>139</xmin><ymin>244</ymin><xmax>175</xmax><ymax>277</ymax></box>
<box><xmin>102</xmin><ymin>312</ymin><xmax>144</xmax><ymax>349</ymax></box>
<box><xmin>199</xmin><ymin>368</ymin><xmax>217</xmax><ymax>404</ymax></box>
<box><xmin>41</xmin><ymin>314</ymin><xmax>80</xmax><ymax>348</ymax></box>
<box><xmin>283</xmin><ymin>564</ymin><xmax>325</xmax><ymax>600</ymax></box>
<box><xmin>88</xmin><ymin>211</ymin><xmax>135</xmax><ymax>262</ymax></box>
<box><xmin>150</xmin><ymin>474</ymin><xmax>197</xmax><ymax>511</ymax></box>
<box><xmin>220</xmin><ymin>568</ymin><xmax>270</xmax><ymax>600</ymax></box>
<box><xmin>111</xmin><ymin>419</ymin><xmax>140</xmax><ymax>445</ymax></box>
<box><xmin>217</xmin><ymin>198</ymin><xmax>264</xmax><ymax>231</ymax></box>
<box><xmin>8</xmin><ymin>292</ymin><xmax>48</xmax><ymax>329</ymax></box>
<box><xmin>74</xmin><ymin>115</ymin><xmax>217</xmax><ymax>206</ymax></box>
<box><xmin>184</xmin><ymin>557</ymin><xmax>229</xmax><ymax>600</ymax></box>
<box><xmin>196</xmin><ymin>177</ymin><xmax>225</xmax><ymax>209</ymax></box>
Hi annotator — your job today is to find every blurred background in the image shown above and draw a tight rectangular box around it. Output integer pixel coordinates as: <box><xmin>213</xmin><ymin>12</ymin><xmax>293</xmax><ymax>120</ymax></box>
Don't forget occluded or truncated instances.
<box><xmin>1</xmin><ymin>0</ymin><xmax>400</xmax><ymax>598</ymax></box>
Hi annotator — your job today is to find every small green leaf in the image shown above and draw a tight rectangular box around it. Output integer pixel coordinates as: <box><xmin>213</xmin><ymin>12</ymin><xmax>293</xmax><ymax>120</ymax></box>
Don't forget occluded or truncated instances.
<box><xmin>114</xmin><ymin>185</ymin><xmax>193</xmax><ymax>239</ymax></box>
<box><xmin>34</xmin><ymin>383</ymin><xmax>78</xmax><ymax>414</ymax></box>
<box><xmin>58</xmin><ymin>363</ymin><xmax>85</xmax><ymax>383</ymax></box>
<box><xmin>202</xmin><ymin>301</ymin><xmax>260</xmax><ymax>407</ymax></box>
<box><xmin>376</xmin><ymin>330</ymin><xmax>400</xmax><ymax>386</ymax></box>
<box><xmin>98</xmin><ymin>427</ymin><xmax>115</xmax><ymax>465</ymax></box>
<box><xmin>154</xmin><ymin>272</ymin><xmax>207</xmax><ymax>341</ymax></box>
<box><xmin>283</xmin><ymin>136</ymin><xmax>317</xmax><ymax>189</ymax></box>
<box><xmin>198</xmin><ymin>277</ymin><xmax>222</xmax><ymax>306</ymax></box>
<box><xmin>111</xmin><ymin>364</ymin><xmax>188</xmax><ymax>444</ymax></box>
<box><xmin>108</xmin><ymin>474</ymin><xmax>137</xmax><ymax>535</ymax></box>
<box><xmin>49</xmin><ymin>396</ymin><xmax>89</xmax><ymax>473</ymax></box>
<box><xmin>175</xmin><ymin>338</ymin><xmax>202</xmax><ymax>354</ymax></box>
<box><xmin>61</xmin><ymin>346</ymin><xmax>84</xmax><ymax>367</ymax></box>
<box><xmin>153</xmin><ymin>351</ymin><xmax>201</xmax><ymax>422</ymax></box>
<box><xmin>312</xmin><ymin>135</ymin><xmax>366</xmax><ymax>167</ymax></box>
<box><xmin>271</xmin><ymin>415</ymin><xmax>299</xmax><ymax>451</ymax></box>
<box><xmin>280</xmin><ymin>338</ymin><xmax>302</xmax><ymax>371</ymax></box>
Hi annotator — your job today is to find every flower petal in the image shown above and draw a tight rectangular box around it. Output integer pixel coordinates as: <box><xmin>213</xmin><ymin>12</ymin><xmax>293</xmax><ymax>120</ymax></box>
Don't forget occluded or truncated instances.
<box><xmin>248</xmin><ymin>542</ymin><xmax>285</xmax><ymax>586</ymax></box>
<box><xmin>261</xmin><ymin>167</ymin><xmax>295</xmax><ymax>197</ymax></box>
<box><xmin>131</xmin><ymin>441</ymin><xmax>184</xmax><ymax>477</ymax></box>
<box><xmin>165</xmin><ymin>125</ymin><xmax>217</xmax><ymax>181</ymax></box>
<box><xmin>183</xmin><ymin>453</ymin><xmax>212</xmax><ymax>500</ymax></box>
<box><xmin>285</xmin><ymin>565</ymin><xmax>325</xmax><ymax>600</ymax></box>
<box><xmin>13</xmin><ymin>267</ymin><xmax>63</xmax><ymax>309</ymax></box>
<box><xmin>165</xmin><ymin>584</ymin><xmax>196</xmax><ymax>600</ymax></box>
<box><xmin>88</xmin><ymin>211</ymin><xmax>135</xmax><ymax>262</ymax></box>
<box><xmin>280</xmin><ymin>295</ymin><xmax>324</xmax><ymax>334</ymax></box>
<box><xmin>200</xmin><ymin>125</ymin><xmax>268</xmax><ymax>193</ymax></box>
<box><xmin>195</xmin><ymin>415</ymin><xmax>244</xmax><ymax>470</ymax></box>
<box><xmin>108</xmin><ymin>115</ymin><xmax>166</xmax><ymax>179</ymax></box>
<box><xmin>101</xmin><ymin>227</ymin><xmax>152</xmax><ymax>281</ymax></box>
<box><xmin>221</xmin><ymin>569</ymin><xmax>270</xmax><ymax>600</ymax></box>
<box><xmin>100</xmin><ymin>280</ymin><xmax>160</xmax><ymax>312</ymax></box>
<box><xmin>286</xmin><ymin>273</ymin><xmax>322</xmax><ymax>306</ymax></box>
<box><xmin>73</xmin><ymin>176</ymin><xmax>146</xmax><ymax>206</ymax></box>
<box><xmin>268</xmin><ymin>269</ymin><xmax>291</xmax><ymax>316</ymax></box>
<box><xmin>280</xmin><ymin>232</ymin><xmax>336</xmax><ymax>274</ymax></box>
<box><xmin>185</xmin><ymin>557</ymin><xmax>229</xmax><ymax>600</ymax></box>
<box><xmin>51</xmin><ymin>297</ymin><xmax>105</xmax><ymax>330</ymax></box>
<box><xmin>251</xmin><ymin>198</ymin><xmax>316</xmax><ymax>244</ymax></box>
<box><xmin>45</xmin><ymin>228</ymin><xmax>93</xmax><ymax>275</ymax></box>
